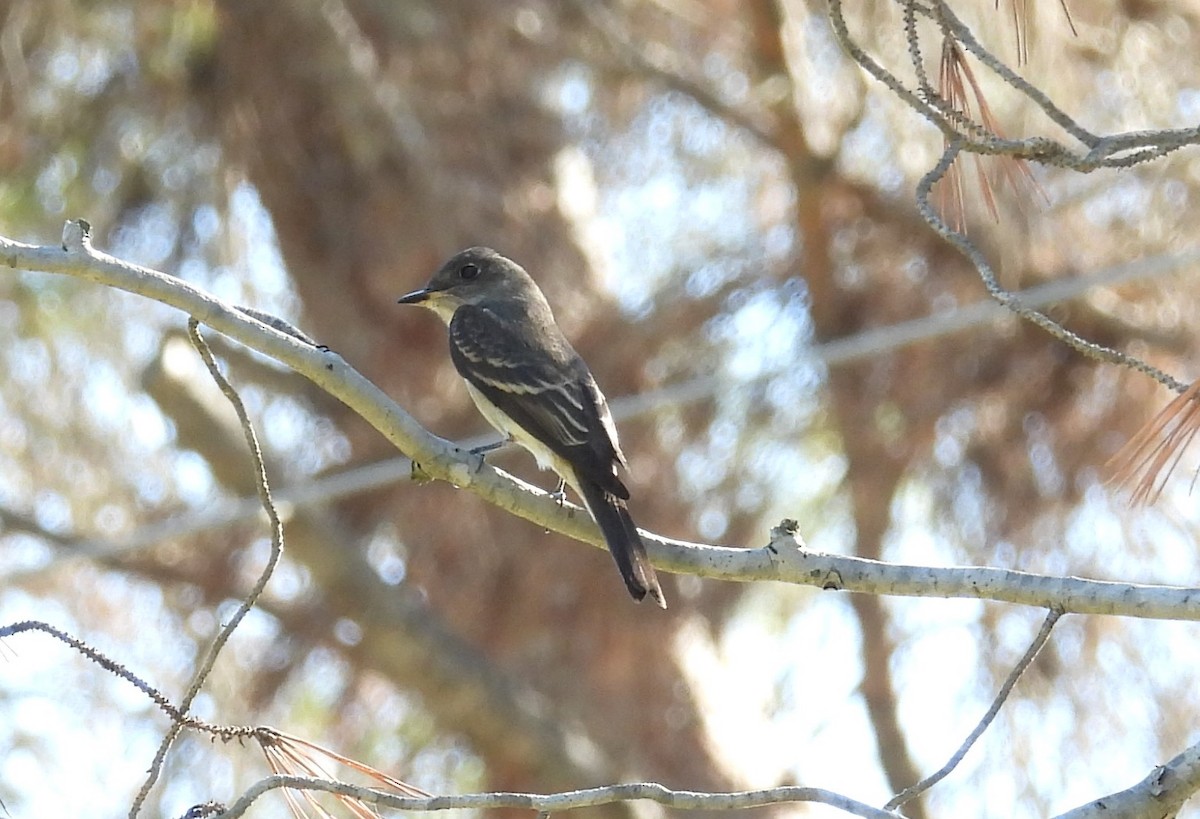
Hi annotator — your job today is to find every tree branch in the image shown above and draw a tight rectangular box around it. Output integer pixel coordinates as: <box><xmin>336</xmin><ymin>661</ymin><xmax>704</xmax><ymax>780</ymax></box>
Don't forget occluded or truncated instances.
<box><xmin>10</xmin><ymin>244</ymin><xmax>1189</xmax><ymax>582</ymax></box>
<box><xmin>130</xmin><ymin>319</ymin><xmax>288</xmax><ymax>816</ymax></box>
<box><xmin>913</xmin><ymin>143</ymin><xmax>1188</xmax><ymax>393</ymax></box>
<box><xmin>207</xmin><ymin>776</ymin><xmax>903</xmax><ymax>819</ymax></box>
<box><xmin>887</xmin><ymin>608</ymin><xmax>1062</xmax><ymax>809</ymax></box>
<box><xmin>5</xmin><ymin>224</ymin><xmax>1200</xmax><ymax>622</ymax></box>
<box><xmin>829</xmin><ymin>0</ymin><xmax>1200</xmax><ymax>170</ymax></box>
<box><xmin>1054</xmin><ymin>738</ymin><xmax>1200</xmax><ymax>819</ymax></box>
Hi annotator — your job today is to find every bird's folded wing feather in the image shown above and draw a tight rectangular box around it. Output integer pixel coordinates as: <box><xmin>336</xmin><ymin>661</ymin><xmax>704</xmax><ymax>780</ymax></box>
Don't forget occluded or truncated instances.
<box><xmin>448</xmin><ymin>304</ymin><xmax>628</xmax><ymax>497</ymax></box>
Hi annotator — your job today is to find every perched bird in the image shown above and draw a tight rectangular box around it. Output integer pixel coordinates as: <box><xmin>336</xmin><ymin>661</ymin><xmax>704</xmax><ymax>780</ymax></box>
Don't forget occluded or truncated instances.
<box><xmin>398</xmin><ymin>247</ymin><xmax>666</xmax><ymax>608</ymax></box>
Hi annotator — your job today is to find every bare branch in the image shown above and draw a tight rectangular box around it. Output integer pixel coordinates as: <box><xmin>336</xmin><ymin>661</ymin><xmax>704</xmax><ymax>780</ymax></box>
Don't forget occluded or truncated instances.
<box><xmin>0</xmin><ymin>622</ymin><xmax>284</xmax><ymax>744</ymax></box>
<box><xmin>1054</xmin><ymin>739</ymin><xmax>1200</xmax><ymax>819</ymax></box>
<box><xmin>902</xmin><ymin>0</ymin><xmax>936</xmax><ymax>104</ymax></box>
<box><xmin>913</xmin><ymin>144</ymin><xmax>1188</xmax><ymax>394</ymax></box>
<box><xmin>209</xmin><ymin>776</ymin><xmax>904</xmax><ymax>819</ymax></box>
<box><xmin>5</xmin><ymin>245</ymin><xmax>1194</xmax><ymax>586</ymax></box>
<box><xmin>827</xmin><ymin>0</ymin><xmax>955</xmax><ymax>138</ymax></box>
<box><xmin>747</xmin><ymin>523</ymin><xmax>1200</xmax><ymax>620</ymax></box>
<box><xmin>930</xmin><ymin>0</ymin><xmax>1097</xmax><ymax>147</ymax></box>
<box><xmin>0</xmin><ymin>620</ymin><xmax>187</xmax><ymax>723</ymax></box>
<box><xmin>5</xmin><ymin>227</ymin><xmax>1200</xmax><ymax>622</ymax></box>
<box><xmin>832</xmin><ymin>0</ymin><xmax>1200</xmax><ymax>170</ymax></box>
<box><xmin>129</xmin><ymin>311</ymin><xmax>288</xmax><ymax>815</ymax></box>
<box><xmin>887</xmin><ymin>608</ymin><xmax>1063</xmax><ymax>809</ymax></box>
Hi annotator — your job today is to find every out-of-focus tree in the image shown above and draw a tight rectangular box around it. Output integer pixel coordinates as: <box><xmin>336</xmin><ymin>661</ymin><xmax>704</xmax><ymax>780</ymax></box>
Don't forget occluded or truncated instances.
<box><xmin>3</xmin><ymin>1</ymin><xmax>1200</xmax><ymax>818</ymax></box>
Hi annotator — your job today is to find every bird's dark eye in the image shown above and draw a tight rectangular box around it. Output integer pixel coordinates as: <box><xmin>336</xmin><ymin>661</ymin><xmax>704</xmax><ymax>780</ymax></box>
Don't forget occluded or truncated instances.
<box><xmin>460</xmin><ymin>263</ymin><xmax>480</xmax><ymax>280</ymax></box>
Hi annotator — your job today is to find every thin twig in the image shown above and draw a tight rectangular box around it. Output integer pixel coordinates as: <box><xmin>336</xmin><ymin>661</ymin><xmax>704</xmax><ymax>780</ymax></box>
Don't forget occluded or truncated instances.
<box><xmin>886</xmin><ymin>608</ymin><xmax>1063</xmax><ymax>809</ymax></box>
<box><xmin>932</xmin><ymin>0</ymin><xmax>1097</xmax><ymax>147</ymax></box>
<box><xmin>832</xmin><ymin>0</ymin><xmax>1200</xmax><ymax>170</ymax></box>
<box><xmin>128</xmin><ymin>319</ymin><xmax>287</xmax><ymax>816</ymax></box>
<box><xmin>0</xmin><ymin>621</ymin><xmax>271</xmax><ymax>745</ymax></box>
<box><xmin>828</xmin><ymin>0</ymin><xmax>957</xmax><ymax>139</ymax></box>
<box><xmin>914</xmin><ymin>142</ymin><xmax>1188</xmax><ymax>394</ymax></box>
<box><xmin>830</xmin><ymin>2</ymin><xmax>1191</xmax><ymax>393</ymax></box>
<box><xmin>902</xmin><ymin>0</ymin><xmax>935</xmax><ymax>102</ymax></box>
<box><xmin>0</xmin><ymin>620</ymin><xmax>188</xmax><ymax>722</ymax></box>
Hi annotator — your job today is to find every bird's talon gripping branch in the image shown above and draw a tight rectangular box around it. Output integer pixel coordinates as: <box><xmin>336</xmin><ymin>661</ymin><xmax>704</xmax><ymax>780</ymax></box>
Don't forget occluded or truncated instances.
<box><xmin>549</xmin><ymin>478</ymin><xmax>567</xmax><ymax>507</ymax></box>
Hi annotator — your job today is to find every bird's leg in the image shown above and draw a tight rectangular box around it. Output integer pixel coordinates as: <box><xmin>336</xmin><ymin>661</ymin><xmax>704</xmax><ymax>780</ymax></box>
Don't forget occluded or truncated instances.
<box><xmin>549</xmin><ymin>477</ymin><xmax>567</xmax><ymax>507</ymax></box>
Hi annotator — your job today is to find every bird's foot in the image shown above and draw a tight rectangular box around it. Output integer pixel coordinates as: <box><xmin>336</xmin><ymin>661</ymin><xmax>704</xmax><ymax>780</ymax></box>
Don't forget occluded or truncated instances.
<box><xmin>548</xmin><ymin>478</ymin><xmax>567</xmax><ymax>507</ymax></box>
<box><xmin>467</xmin><ymin>439</ymin><xmax>507</xmax><ymax>473</ymax></box>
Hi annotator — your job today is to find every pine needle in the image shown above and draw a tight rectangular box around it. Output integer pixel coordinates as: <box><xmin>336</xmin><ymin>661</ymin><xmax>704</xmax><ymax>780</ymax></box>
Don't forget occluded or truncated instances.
<box><xmin>1058</xmin><ymin>0</ymin><xmax>1078</xmax><ymax>37</ymax></box>
<box><xmin>934</xmin><ymin>37</ymin><xmax>1045</xmax><ymax>231</ymax></box>
<box><xmin>1108</xmin><ymin>380</ymin><xmax>1200</xmax><ymax>505</ymax></box>
<box><xmin>256</xmin><ymin>728</ymin><xmax>430</xmax><ymax>819</ymax></box>
<box><xmin>995</xmin><ymin>0</ymin><xmax>1077</xmax><ymax>63</ymax></box>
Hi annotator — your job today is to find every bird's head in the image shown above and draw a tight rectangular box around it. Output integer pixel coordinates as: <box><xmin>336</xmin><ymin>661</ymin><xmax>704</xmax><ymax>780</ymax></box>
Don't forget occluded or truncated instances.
<box><xmin>398</xmin><ymin>246</ymin><xmax>541</xmax><ymax>322</ymax></box>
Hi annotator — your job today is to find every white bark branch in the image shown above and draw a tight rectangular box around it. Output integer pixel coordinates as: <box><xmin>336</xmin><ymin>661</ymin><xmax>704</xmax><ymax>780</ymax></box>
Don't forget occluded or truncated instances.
<box><xmin>207</xmin><ymin>776</ymin><xmax>903</xmax><ymax>819</ymax></box>
<box><xmin>8</xmin><ymin>247</ymin><xmax>1190</xmax><ymax>584</ymax></box>
<box><xmin>5</xmin><ymin>223</ymin><xmax>1200</xmax><ymax>623</ymax></box>
<box><xmin>1054</xmin><ymin>739</ymin><xmax>1200</xmax><ymax>818</ymax></box>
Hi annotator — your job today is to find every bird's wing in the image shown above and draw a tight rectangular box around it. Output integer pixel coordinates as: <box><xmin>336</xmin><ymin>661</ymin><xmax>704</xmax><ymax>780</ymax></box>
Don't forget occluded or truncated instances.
<box><xmin>448</xmin><ymin>304</ymin><xmax>628</xmax><ymax>498</ymax></box>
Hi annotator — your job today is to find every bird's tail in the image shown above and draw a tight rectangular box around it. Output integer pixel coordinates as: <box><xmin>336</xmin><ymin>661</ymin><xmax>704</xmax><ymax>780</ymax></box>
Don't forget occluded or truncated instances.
<box><xmin>575</xmin><ymin>477</ymin><xmax>666</xmax><ymax>609</ymax></box>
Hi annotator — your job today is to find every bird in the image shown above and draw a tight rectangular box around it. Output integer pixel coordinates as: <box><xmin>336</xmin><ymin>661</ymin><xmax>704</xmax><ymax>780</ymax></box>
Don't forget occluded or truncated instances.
<box><xmin>397</xmin><ymin>247</ymin><xmax>666</xmax><ymax>608</ymax></box>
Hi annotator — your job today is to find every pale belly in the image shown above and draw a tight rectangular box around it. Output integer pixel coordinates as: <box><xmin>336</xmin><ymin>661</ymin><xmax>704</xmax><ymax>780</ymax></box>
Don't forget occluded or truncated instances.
<box><xmin>464</xmin><ymin>381</ymin><xmax>569</xmax><ymax>480</ymax></box>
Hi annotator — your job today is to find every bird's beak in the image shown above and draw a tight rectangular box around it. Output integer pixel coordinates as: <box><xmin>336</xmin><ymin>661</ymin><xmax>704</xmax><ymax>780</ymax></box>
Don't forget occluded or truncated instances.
<box><xmin>397</xmin><ymin>288</ymin><xmax>433</xmax><ymax>305</ymax></box>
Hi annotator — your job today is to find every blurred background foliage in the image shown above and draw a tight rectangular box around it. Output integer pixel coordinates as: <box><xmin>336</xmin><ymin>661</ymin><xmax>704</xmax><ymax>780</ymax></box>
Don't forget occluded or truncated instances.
<box><xmin>3</xmin><ymin>1</ymin><xmax>1200</xmax><ymax>817</ymax></box>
